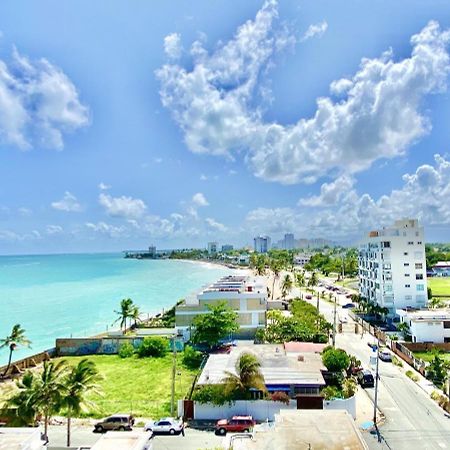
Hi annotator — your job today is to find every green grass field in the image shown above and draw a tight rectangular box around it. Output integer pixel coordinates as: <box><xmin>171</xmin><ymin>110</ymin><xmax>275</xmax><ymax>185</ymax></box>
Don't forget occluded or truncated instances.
<box><xmin>412</xmin><ymin>351</ymin><xmax>450</xmax><ymax>363</ymax></box>
<box><xmin>427</xmin><ymin>277</ymin><xmax>450</xmax><ymax>296</ymax></box>
<box><xmin>56</xmin><ymin>354</ymin><xmax>198</xmax><ymax>419</ymax></box>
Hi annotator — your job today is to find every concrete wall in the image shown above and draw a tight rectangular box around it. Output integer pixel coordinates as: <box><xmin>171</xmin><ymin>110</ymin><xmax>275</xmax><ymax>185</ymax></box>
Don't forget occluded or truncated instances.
<box><xmin>0</xmin><ymin>349</ymin><xmax>55</xmax><ymax>377</ymax></box>
<box><xmin>323</xmin><ymin>395</ymin><xmax>356</xmax><ymax>419</ymax></box>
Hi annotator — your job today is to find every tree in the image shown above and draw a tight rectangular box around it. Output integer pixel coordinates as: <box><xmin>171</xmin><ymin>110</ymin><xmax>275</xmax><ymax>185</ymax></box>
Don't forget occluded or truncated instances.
<box><xmin>223</xmin><ymin>352</ymin><xmax>266</xmax><ymax>399</ymax></box>
<box><xmin>427</xmin><ymin>353</ymin><xmax>450</xmax><ymax>389</ymax></box>
<box><xmin>137</xmin><ymin>337</ymin><xmax>168</xmax><ymax>357</ymax></box>
<box><xmin>60</xmin><ymin>359</ymin><xmax>101</xmax><ymax>447</ymax></box>
<box><xmin>342</xmin><ymin>377</ymin><xmax>357</xmax><ymax>398</ymax></box>
<box><xmin>397</xmin><ymin>322</ymin><xmax>411</xmax><ymax>339</ymax></box>
<box><xmin>269</xmin><ymin>259</ymin><xmax>282</xmax><ymax>300</ymax></box>
<box><xmin>192</xmin><ymin>302</ymin><xmax>239</xmax><ymax>349</ymax></box>
<box><xmin>30</xmin><ymin>360</ymin><xmax>68</xmax><ymax>441</ymax></box>
<box><xmin>308</xmin><ymin>272</ymin><xmax>319</xmax><ymax>290</ymax></box>
<box><xmin>322</xmin><ymin>348</ymin><xmax>350</xmax><ymax>373</ymax></box>
<box><xmin>1</xmin><ymin>324</ymin><xmax>31</xmax><ymax>378</ymax></box>
<box><xmin>281</xmin><ymin>274</ymin><xmax>293</xmax><ymax>300</ymax></box>
<box><xmin>295</xmin><ymin>272</ymin><xmax>305</xmax><ymax>289</ymax></box>
<box><xmin>130</xmin><ymin>305</ymin><xmax>141</xmax><ymax>327</ymax></box>
<box><xmin>114</xmin><ymin>298</ymin><xmax>134</xmax><ymax>331</ymax></box>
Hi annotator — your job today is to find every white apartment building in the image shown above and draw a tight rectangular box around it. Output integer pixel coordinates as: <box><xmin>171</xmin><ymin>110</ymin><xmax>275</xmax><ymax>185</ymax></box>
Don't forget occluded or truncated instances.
<box><xmin>358</xmin><ymin>219</ymin><xmax>428</xmax><ymax>316</ymax></box>
<box><xmin>254</xmin><ymin>235</ymin><xmax>271</xmax><ymax>253</ymax></box>
<box><xmin>397</xmin><ymin>308</ymin><xmax>450</xmax><ymax>343</ymax></box>
<box><xmin>175</xmin><ymin>275</ymin><xmax>267</xmax><ymax>339</ymax></box>
<box><xmin>294</xmin><ymin>253</ymin><xmax>311</xmax><ymax>267</ymax></box>
<box><xmin>207</xmin><ymin>241</ymin><xmax>218</xmax><ymax>254</ymax></box>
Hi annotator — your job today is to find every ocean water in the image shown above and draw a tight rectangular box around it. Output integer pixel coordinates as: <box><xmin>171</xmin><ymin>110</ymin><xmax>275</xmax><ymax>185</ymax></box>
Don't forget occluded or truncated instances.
<box><xmin>0</xmin><ymin>253</ymin><xmax>231</xmax><ymax>365</ymax></box>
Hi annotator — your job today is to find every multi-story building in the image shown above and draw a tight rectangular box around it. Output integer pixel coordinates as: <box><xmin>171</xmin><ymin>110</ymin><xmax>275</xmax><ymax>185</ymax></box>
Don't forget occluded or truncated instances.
<box><xmin>397</xmin><ymin>308</ymin><xmax>450</xmax><ymax>343</ymax></box>
<box><xmin>207</xmin><ymin>242</ymin><xmax>218</xmax><ymax>254</ymax></box>
<box><xmin>284</xmin><ymin>233</ymin><xmax>295</xmax><ymax>250</ymax></box>
<box><xmin>358</xmin><ymin>219</ymin><xmax>428</xmax><ymax>316</ymax></box>
<box><xmin>175</xmin><ymin>275</ymin><xmax>267</xmax><ymax>339</ymax></box>
<box><xmin>294</xmin><ymin>253</ymin><xmax>311</xmax><ymax>267</ymax></box>
<box><xmin>254</xmin><ymin>235</ymin><xmax>271</xmax><ymax>253</ymax></box>
<box><xmin>221</xmin><ymin>244</ymin><xmax>234</xmax><ymax>252</ymax></box>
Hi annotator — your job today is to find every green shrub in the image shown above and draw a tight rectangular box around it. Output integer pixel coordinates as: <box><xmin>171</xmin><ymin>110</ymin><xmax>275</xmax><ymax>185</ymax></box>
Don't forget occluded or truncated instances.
<box><xmin>322</xmin><ymin>348</ymin><xmax>350</xmax><ymax>373</ymax></box>
<box><xmin>406</xmin><ymin>370</ymin><xmax>419</xmax><ymax>382</ymax></box>
<box><xmin>392</xmin><ymin>355</ymin><xmax>403</xmax><ymax>367</ymax></box>
<box><xmin>192</xmin><ymin>385</ymin><xmax>234</xmax><ymax>406</ymax></box>
<box><xmin>430</xmin><ymin>390</ymin><xmax>441</xmax><ymax>401</ymax></box>
<box><xmin>271</xmin><ymin>391</ymin><xmax>290</xmax><ymax>404</ymax></box>
<box><xmin>321</xmin><ymin>386</ymin><xmax>342</xmax><ymax>400</ymax></box>
<box><xmin>118</xmin><ymin>342</ymin><xmax>135</xmax><ymax>358</ymax></box>
<box><xmin>137</xmin><ymin>337</ymin><xmax>168</xmax><ymax>358</ymax></box>
<box><xmin>182</xmin><ymin>345</ymin><xmax>204</xmax><ymax>369</ymax></box>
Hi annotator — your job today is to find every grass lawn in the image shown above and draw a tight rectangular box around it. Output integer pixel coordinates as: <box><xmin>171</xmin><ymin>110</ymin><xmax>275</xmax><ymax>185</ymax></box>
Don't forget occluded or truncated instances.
<box><xmin>54</xmin><ymin>354</ymin><xmax>198</xmax><ymax>419</ymax></box>
<box><xmin>427</xmin><ymin>277</ymin><xmax>450</xmax><ymax>297</ymax></box>
<box><xmin>335</xmin><ymin>278</ymin><xmax>358</xmax><ymax>289</ymax></box>
<box><xmin>412</xmin><ymin>351</ymin><xmax>450</xmax><ymax>363</ymax></box>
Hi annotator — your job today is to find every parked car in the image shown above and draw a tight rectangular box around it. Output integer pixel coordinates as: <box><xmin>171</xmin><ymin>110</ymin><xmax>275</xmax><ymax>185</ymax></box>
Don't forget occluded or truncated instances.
<box><xmin>357</xmin><ymin>370</ymin><xmax>375</xmax><ymax>388</ymax></box>
<box><xmin>305</xmin><ymin>294</ymin><xmax>313</xmax><ymax>300</ymax></box>
<box><xmin>144</xmin><ymin>417</ymin><xmax>184</xmax><ymax>435</ymax></box>
<box><xmin>379</xmin><ymin>349</ymin><xmax>392</xmax><ymax>362</ymax></box>
<box><xmin>342</xmin><ymin>303</ymin><xmax>355</xmax><ymax>309</ymax></box>
<box><xmin>215</xmin><ymin>416</ymin><xmax>256</xmax><ymax>435</ymax></box>
<box><xmin>94</xmin><ymin>414</ymin><xmax>134</xmax><ymax>433</ymax></box>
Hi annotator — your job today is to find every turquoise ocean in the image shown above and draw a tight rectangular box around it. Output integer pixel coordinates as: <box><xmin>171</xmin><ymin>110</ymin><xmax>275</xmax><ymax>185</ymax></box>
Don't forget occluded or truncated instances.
<box><xmin>0</xmin><ymin>253</ymin><xmax>231</xmax><ymax>365</ymax></box>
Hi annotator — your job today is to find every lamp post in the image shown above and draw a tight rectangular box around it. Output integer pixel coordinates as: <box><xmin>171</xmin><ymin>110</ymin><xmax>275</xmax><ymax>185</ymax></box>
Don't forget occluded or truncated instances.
<box><xmin>373</xmin><ymin>331</ymin><xmax>381</xmax><ymax>442</ymax></box>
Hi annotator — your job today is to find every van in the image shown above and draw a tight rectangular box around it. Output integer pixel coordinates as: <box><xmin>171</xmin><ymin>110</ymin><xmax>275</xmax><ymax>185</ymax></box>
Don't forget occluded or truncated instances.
<box><xmin>357</xmin><ymin>369</ymin><xmax>375</xmax><ymax>388</ymax></box>
<box><xmin>94</xmin><ymin>414</ymin><xmax>135</xmax><ymax>432</ymax></box>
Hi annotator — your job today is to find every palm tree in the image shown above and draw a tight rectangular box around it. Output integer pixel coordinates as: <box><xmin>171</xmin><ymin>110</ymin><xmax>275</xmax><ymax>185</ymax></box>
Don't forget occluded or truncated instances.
<box><xmin>1</xmin><ymin>324</ymin><xmax>31</xmax><ymax>378</ymax></box>
<box><xmin>281</xmin><ymin>274</ymin><xmax>293</xmax><ymax>300</ymax></box>
<box><xmin>130</xmin><ymin>305</ymin><xmax>141</xmax><ymax>328</ymax></box>
<box><xmin>61</xmin><ymin>359</ymin><xmax>101</xmax><ymax>447</ymax></box>
<box><xmin>269</xmin><ymin>259</ymin><xmax>282</xmax><ymax>300</ymax></box>
<box><xmin>223</xmin><ymin>352</ymin><xmax>266</xmax><ymax>399</ymax></box>
<box><xmin>308</xmin><ymin>271</ymin><xmax>318</xmax><ymax>291</ymax></box>
<box><xmin>30</xmin><ymin>360</ymin><xmax>68</xmax><ymax>441</ymax></box>
<box><xmin>114</xmin><ymin>298</ymin><xmax>134</xmax><ymax>331</ymax></box>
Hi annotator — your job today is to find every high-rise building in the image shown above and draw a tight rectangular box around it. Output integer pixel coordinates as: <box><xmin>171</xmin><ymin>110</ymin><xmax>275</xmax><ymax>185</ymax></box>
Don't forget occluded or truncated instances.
<box><xmin>221</xmin><ymin>244</ymin><xmax>234</xmax><ymax>252</ymax></box>
<box><xmin>358</xmin><ymin>219</ymin><xmax>427</xmax><ymax>316</ymax></box>
<box><xmin>207</xmin><ymin>242</ymin><xmax>218</xmax><ymax>254</ymax></box>
<box><xmin>284</xmin><ymin>233</ymin><xmax>295</xmax><ymax>250</ymax></box>
<box><xmin>254</xmin><ymin>235</ymin><xmax>271</xmax><ymax>253</ymax></box>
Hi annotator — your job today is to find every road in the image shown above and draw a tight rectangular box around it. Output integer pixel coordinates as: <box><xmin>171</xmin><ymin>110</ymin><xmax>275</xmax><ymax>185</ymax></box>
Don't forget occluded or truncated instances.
<box><xmin>295</xmin><ymin>284</ymin><xmax>450</xmax><ymax>450</ymax></box>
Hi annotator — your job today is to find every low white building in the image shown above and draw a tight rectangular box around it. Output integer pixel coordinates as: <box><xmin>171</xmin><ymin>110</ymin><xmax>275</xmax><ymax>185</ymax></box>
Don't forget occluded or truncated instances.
<box><xmin>294</xmin><ymin>253</ymin><xmax>311</xmax><ymax>267</ymax></box>
<box><xmin>432</xmin><ymin>261</ymin><xmax>450</xmax><ymax>277</ymax></box>
<box><xmin>90</xmin><ymin>431</ymin><xmax>153</xmax><ymax>450</ymax></box>
<box><xmin>0</xmin><ymin>428</ymin><xmax>46</xmax><ymax>450</ymax></box>
<box><xmin>397</xmin><ymin>308</ymin><xmax>450</xmax><ymax>343</ymax></box>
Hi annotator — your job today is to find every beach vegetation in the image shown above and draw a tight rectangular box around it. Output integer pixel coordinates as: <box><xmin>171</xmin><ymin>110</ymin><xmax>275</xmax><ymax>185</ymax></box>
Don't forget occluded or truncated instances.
<box><xmin>0</xmin><ymin>324</ymin><xmax>31</xmax><ymax>378</ymax></box>
<box><xmin>136</xmin><ymin>337</ymin><xmax>168</xmax><ymax>358</ymax></box>
<box><xmin>182</xmin><ymin>345</ymin><xmax>204</xmax><ymax>369</ymax></box>
<box><xmin>118</xmin><ymin>342</ymin><xmax>135</xmax><ymax>358</ymax></box>
<box><xmin>191</xmin><ymin>302</ymin><xmax>239</xmax><ymax>349</ymax></box>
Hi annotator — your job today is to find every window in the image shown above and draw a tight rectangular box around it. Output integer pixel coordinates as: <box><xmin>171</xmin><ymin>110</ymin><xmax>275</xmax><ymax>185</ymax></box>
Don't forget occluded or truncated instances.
<box><xmin>383</xmin><ymin>263</ymin><xmax>391</xmax><ymax>270</ymax></box>
<box><xmin>405</xmin><ymin>284</ymin><xmax>411</xmax><ymax>288</ymax></box>
<box><xmin>416</xmin><ymin>284</ymin><xmax>424</xmax><ymax>291</ymax></box>
<box><xmin>416</xmin><ymin>274</ymin><xmax>423</xmax><ymax>280</ymax></box>
<box><xmin>417</xmin><ymin>241</ymin><xmax>422</xmax><ymax>245</ymax></box>
<box><xmin>405</xmin><ymin>295</ymin><xmax>412</xmax><ymax>300</ymax></box>
<box><xmin>404</xmin><ymin>252</ymin><xmax>408</xmax><ymax>256</ymax></box>
<box><xmin>404</xmin><ymin>273</ymin><xmax>410</xmax><ymax>277</ymax></box>
<box><xmin>414</xmin><ymin>251</ymin><xmax>423</xmax><ymax>259</ymax></box>
<box><xmin>382</xmin><ymin>241</ymin><xmax>391</xmax><ymax>248</ymax></box>
<box><xmin>443</xmin><ymin>321</ymin><xmax>450</xmax><ymax>329</ymax></box>
<box><xmin>415</xmin><ymin>263</ymin><xmax>423</xmax><ymax>269</ymax></box>
<box><xmin>408</xmin><ymin>241</ymin><xmax>414</xmax><ymax>245</ymax></box>
<box><xmin>404</xmin><ymin>263</ymin><xmax>410</xmax><ymax>267</ymax></box>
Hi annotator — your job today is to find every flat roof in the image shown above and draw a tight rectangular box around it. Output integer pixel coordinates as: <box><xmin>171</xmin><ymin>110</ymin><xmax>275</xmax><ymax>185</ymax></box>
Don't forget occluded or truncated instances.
<box><xmin>90</xmin><ymin>431</ymin><xmax>152</xmax><ymax>450</ymax></box>
<box><xmin>230</xmin><ymin>410</ymin><xmax>368</xmax><ymax>450</ymax></box>
<box><xmin>0</xmin><ymin>428</ymin><xmax>43</xmax><ymax>450</ymax></box>
<box><xmin>198</xmin><ymin>344</ymin><xmax>325</xmax><ymax>387</ymax></box>
<box><xmin>397</xmin><ymin>308</ymin><xmax>450</xmax><ymax>321</ymax></box>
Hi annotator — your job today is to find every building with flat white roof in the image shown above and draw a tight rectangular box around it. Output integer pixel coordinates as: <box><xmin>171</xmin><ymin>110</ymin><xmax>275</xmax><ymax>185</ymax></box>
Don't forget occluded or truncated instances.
<box><xmin>0</xmin><ymin>428</ymin><xmax>46</xmax><ymax>450</ymax></box>
<box><xmin>358</xmin><ymin>219</ymin><xmax>428</xmax><ymax>316</ymax></box>
<box><xmin>397</xmin><ymin>308</ymin><xmax>450</xmax><ymax>343</ymax></box>
<box><xmin>197</xmin><ymin>343</ymin><xmax>326</xmax><ymax>396</ymax></box>
<box><xmin>254</xmin><ymin>235</ymin><xmax>271</xmax><ymax>253</ymax></box>
<box><xmin>175</xmin><ymin>275</ymin><xmax>267</xmax><ymax>339</ymax></box>
<box><xmin>90</xmin><ymin>431</ymin><xmax>153</xmax><ymax>450</ymax></box>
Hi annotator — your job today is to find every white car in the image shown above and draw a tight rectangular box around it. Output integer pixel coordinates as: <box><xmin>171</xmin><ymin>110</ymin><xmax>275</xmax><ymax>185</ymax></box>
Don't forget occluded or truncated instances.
<box><xmin>144</xmin><ymin>417</ymin><xmax>184</xmax><ymax>435</ymax></box>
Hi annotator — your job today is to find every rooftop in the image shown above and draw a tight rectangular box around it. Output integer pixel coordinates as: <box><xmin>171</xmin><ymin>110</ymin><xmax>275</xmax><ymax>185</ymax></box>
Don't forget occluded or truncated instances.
<box><xmin>90</xmin><ymin>431</ymin><xmax>152</xmax><ymax>450</ymax></box>
<box><xmin>229</xmin><ymin>410</ymin><xmax>368</xmax><ymax>450</ymax></box>
<box><xmin>397</xmin><ymin>308</ymin><xmax>450</xmax><ymax>322</ymax></box>
<box><xmin>0</xmin><ymin>428</ymin><xmax>45</xmax><ymax>450</ymax></box>
<box><xmin>197</xmin><ymin>343</ymin><xmax>325</xmax><ymax>387</ymax></box>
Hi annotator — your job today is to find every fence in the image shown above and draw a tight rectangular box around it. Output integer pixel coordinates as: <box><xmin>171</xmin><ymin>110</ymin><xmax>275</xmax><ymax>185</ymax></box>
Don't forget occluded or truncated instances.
<box><xmin>391</xmin><ymin>342</ymin><xmax>427</xmax><ymax>375</ymax></box>
<box><xmin>0</xmin><ymin>348</ymin><xmax>56</xmax><ymax>378</ymax></box>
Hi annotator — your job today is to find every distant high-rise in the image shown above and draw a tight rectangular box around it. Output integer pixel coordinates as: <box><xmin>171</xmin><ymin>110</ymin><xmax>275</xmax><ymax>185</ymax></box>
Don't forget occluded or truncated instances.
<box><xmin>221</xmin><ymin>244</ymin><xmax>234</xmax><ymax>252</ymax></box>
<box><xmin>358</xmin><ymin>219</ymin><xmax>427</xmax><ymax>316</ymax></box>
<box><xmin>254</xmin><ymin>235</ymin><xmax>271</xmax><ymax>253</ymax></box>
<box><xmin>284</xmin><ymin>233</ymin><xmax>295</xmax><ymax>250</ymax></box>
<box><xmin>207</xmin><ymin>242</ymin><xmax>218</xmax><ymax>254</ymax></box>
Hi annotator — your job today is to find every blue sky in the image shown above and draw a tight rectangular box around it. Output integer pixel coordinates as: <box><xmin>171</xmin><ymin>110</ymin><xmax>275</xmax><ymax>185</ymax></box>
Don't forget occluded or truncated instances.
<box><xmin>0</xmin><ymin>0</ymin><xmax>450</xmax><ymax>254</ymax></box>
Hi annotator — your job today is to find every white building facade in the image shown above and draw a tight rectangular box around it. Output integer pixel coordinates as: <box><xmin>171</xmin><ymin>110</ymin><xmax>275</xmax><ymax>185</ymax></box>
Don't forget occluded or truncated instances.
<box><xmin>397</xmin><ymin>309</ymin><xmax>450</xmax><ymax>343</ymax></box>
<box><xmin>254</xmin><ymin>235</ymin><xmax>271</xmax><ymax>253</ymax></box>
<box><xmin>207</xmin><ymin>241</ymin><xmax>218</xmax><ymax>254</ymax></box>
<box><xmin>358</xmin><ymin>219</ymin><xmax>428</xmax><ymax>316</ymax></box>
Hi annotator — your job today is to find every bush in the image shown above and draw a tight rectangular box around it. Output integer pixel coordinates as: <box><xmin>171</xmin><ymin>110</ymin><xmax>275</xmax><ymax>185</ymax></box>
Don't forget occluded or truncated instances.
<box><xmin>271</xmin><ymin>391</ymin><xmax>290</xmax><ymax>405</ymax></box>
<box><xmin>322</xmin><ymin>348</ymin><xmax>350</xmax><ymax>373</ymax></box>
<box><xmin>137</xmin><ymin>337</ymin><xmax>168</xmax><ymax>358</ymax></box>
<box><xmin>182</xmin><ymin>345</ymin><xmax>204</xmax><ymax>369</ymax></box>
<box><xmin>118</xmin><ymin>342</ymin><xmax>135</xmax><ymax>358</ymax></box>
<box><xmin>392</xmin><ymin>355</ymin><xmax>403</xmax><ymax>367</ymax></box>
<box><xmin>406</xmin><ymin>370</ymin><xmax>419</xmax><ymax>382</ymax></box>
<box><xmin>192</xmin><ymin>385</ymin><xmax>234</xmax><ymax>406</ymax></box>
<box><xmin>430</xmin><ymin>390</ymin><xmax>441</xmax><ymax>401</ymax></box>
<box><xmin>321</xmin><ymin>386</ymin><xmax>342</xmax><ymax>400</ymax></box>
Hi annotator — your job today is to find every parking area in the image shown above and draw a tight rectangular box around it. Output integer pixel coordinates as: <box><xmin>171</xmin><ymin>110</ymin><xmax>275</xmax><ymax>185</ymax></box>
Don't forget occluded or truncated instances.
<box><xmin>47</xmin><ymin>425</ymin><xmax>225</xmax><ymax>450</ymax></box>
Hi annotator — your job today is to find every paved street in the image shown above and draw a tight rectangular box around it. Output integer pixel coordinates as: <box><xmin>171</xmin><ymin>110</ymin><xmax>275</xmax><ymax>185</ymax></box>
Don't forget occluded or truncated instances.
<box><xmin>297</xmin><ymin>284</ymin><xmax>450</xmax><ymax>450</ymax></box>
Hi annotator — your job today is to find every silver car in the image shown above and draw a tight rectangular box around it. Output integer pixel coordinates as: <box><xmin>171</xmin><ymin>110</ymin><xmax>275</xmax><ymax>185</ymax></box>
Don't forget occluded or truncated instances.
<box><xmin>144</xmin><ymin>417</ymin><xmax>184</xmax><ymax>435</ymax></box>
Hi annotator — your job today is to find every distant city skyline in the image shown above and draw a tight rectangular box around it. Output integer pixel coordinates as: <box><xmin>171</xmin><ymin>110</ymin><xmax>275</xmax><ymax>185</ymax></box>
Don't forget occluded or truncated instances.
<box><xmin>1</xmin><ymin>0</ymin><xmax>450</xmax><ymax>255</ymax></box>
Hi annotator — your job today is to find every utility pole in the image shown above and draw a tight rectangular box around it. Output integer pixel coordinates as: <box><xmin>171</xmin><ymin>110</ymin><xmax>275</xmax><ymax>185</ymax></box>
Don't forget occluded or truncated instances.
<box><xmin>332</xmin><ymin>295</ymin><xmax>337</xmax><ymax>347</ymax></box>
<box><xmin>171</xmin><ymin>336</ymin><xmax>177</xmax><ymax>416</ymax></box>
<box><xmin>373</xmin><ymin>332</ymin><xmax>381</xmax><ymax>442</ymax></box>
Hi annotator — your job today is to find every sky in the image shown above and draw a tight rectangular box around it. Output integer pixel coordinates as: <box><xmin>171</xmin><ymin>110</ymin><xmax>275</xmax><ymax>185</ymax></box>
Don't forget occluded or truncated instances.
<box><xmin>0</xmin><ymin>0</ymin><xmax>450</xmax><ymax>254</ymax></box>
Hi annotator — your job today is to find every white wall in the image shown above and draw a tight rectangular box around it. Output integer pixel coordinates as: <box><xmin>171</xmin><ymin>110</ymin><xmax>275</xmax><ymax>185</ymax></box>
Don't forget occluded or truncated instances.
<box><xmin>323</xmin><ymin>395</ymin><xmax>356</xmax><ymax>419</ymax></box>
<box><xmin>411</xmin><ymin>321</ymin><xmax>445</xmax><ymax>343</ymax></box>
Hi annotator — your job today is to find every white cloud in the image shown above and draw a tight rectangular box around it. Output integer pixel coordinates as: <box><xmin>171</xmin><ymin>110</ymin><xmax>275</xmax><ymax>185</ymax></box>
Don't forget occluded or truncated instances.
<box><xmin>157</xmin><ymin>1</ymin><xmax>450</xmax><ymax>186</ymax></box>
<box><xmin>46</xmin><ymin>224</ymin><xmax>63</xmax><ymax>235</ymax></box>
<box><xmin>99</xmin><ymin>193</ymin><xmax>147</xmax><ymax>219</ymax></box>
<box><xmin>205</xmin><ymin>217</ymin><xmax>227</xmax><ymax>232</ymax></box>
<box><xmin>18</xmin><ymin>207</ymin><xmax>32</xmax><ymax>216</ymax></box>
<box><xmin>0</xmin><ymin>46</ymin><xmax>89</xmax><ymax>150</ymax></box>
<box><xmin>164</xmin><ymin>33</ymin><xmax>182</xmax><ymax>59</ymax></box>
<box><xmin>85</xmin><ymin>221</ymin><xmax>126</xmax><ymax>238</ymax></box>
<box><xmin>98</xmin><ymin>182</ymin><xmax>111</xmax><ymax>190</ymax></box>
<box><xmin>301</xmin><ymin>21</ymin><xmax>328</xmax><ymax>42</ymax></box>
<box><xmin>192</xmin><ymin>192</ymin><xmax>209</xmax><ymax>207</ymax></box>
<box><xmin>299</xmin><ymin>175</ymin><xmax>354</xmax><ymax>207</ymax></box>
<box><xmin>51</xmin><ymin>191</ymin><xmax>82</xmax><ymax>212</ymax></box>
